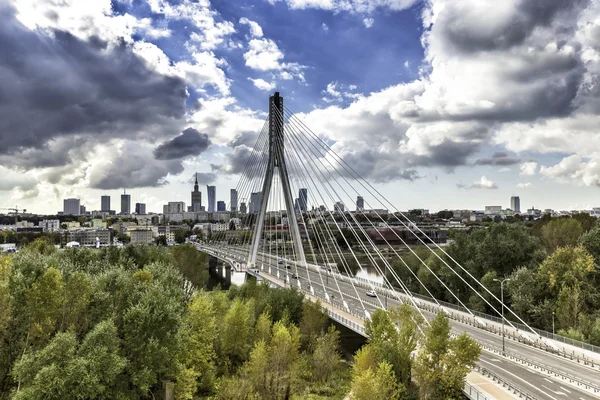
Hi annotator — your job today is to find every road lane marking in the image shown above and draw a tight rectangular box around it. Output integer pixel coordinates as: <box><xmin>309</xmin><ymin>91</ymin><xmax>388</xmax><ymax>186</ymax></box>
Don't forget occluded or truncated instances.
<box><xmin>559</xmin><ymin>387</ymin><xmax>571</xmax><ymax>394</ymax></box>
<box><xmin>479</xmin><ymin>359</ymin><xmax>559</xmax><ymax>400</ymax></box>
<box><xmin>541</xmin><ymin>385</ymin><xmax>566</xmax><ymax>396</ymax></box>
<box><xmin>544</xmin><ymin>378</ymin><xmax>553</xmax><ymax>383</ymax></box>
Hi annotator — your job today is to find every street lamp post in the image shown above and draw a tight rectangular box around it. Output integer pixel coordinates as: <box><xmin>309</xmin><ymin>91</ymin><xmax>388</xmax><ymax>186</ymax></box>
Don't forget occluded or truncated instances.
<box><xmin>552</xmin><ymin>311</ymin><xmax>555</xmax><ymax>336</ymax></box>
<box><xmin>493</xmin><ymin>278</ymin><xmax>511</xmax><ymax>354</ymax></box>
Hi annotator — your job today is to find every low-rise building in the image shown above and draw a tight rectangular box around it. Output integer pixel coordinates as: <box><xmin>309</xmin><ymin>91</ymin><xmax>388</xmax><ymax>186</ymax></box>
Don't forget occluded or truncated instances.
<box><xmin>128</xmin><ymin>226</ymin><xmax>154</xmax><ymax>245</ymax></box>
<box><xmin>39</xmin><ymin>219</ymin><xmax>60</xmax><ymax>232</ymax></box>
<box><xmin>66</xmin><ymin>228</ymin><xmax>111</xmax><ymax>247</ymax></box>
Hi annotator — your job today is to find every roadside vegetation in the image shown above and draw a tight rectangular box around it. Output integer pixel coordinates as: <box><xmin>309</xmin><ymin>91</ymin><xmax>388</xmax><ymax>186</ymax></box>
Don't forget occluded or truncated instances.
<box><xmin>0</xmin><ymin>241</ymin><xmax>479</xmax><ymax>399</ymax></box>
<box><xmin>391</xmin><ymin>215</ymin><xmax>600</xmax><ymax>345</ymax></box>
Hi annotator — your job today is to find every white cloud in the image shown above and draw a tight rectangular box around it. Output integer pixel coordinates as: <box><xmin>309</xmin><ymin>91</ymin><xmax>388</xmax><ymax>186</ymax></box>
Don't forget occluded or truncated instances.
<box><xmin>540</xmin><ymin>155</ymin><xmax>600</xmax><ymax>187</ymax></box>
<box><xmin>499</xmin><ymin>167</ymin><xmax>511</xmax><ymax>172</ymax></box>
<box><xmin>520</xmin><ymin>162</ymin><xmax>538</xmax><ymax>176</ymax></box>
<box><xmin>458</xmin><ymin>175</ymin><xmax>498</xmax><ymax>190</ymax></box>
<box><xmin>516</xmin><ymin>182</ymin><xmax>532</xmax><ymax>188</ymax></box>
<box><xmin>175</xmin><ymin>51</ymin><xmax>231</xmax><ymax>95</ymax></box>
<box><xmin>321</xmin><ymin>23</ymin><xmax>329</xmax><ymax>32</ymax></box>
<box><xmin>269</xmin><ymin>0</ymin><xmax>418</xmax><ymax>14</ymax></box>
<box><xmin>239</xmin><ymin>17</ymin><xmax>264</xmax><ymax>38</ymax></box>
<box><xmin>242</xmin><ymin>38</ymin><xmax>305</xmax><ymax>81</ymax></box>
<box><xmin>189</xmin><ymin>97</ymin><xmax>265</xmax><ymax>146</ymax></box>
<box><xmin>11</xmin><ymin>0</ymin><xmax>152</xmax><ymax>45</ymax></box>
<box><xmin>321</xmin><ymin>81</ymin><xmax>362</xmax><ymax>102</ymax></box>
<box><xmin>148</xmin><ymin>0</ymin><xmax>235</xmax><ymax>51</ymax></box>
<box><xmin>249</xmin><ymin>78</ymin><xmax>276</xmax><ymax>91</ymax></box>
<box><xmin>363</xmin><ymin>17</ymin><xmax>374</xmax><ymax>28</ymax></box>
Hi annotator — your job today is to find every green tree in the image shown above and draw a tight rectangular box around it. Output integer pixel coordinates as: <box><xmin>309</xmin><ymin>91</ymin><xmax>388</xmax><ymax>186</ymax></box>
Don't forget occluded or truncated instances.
<box><xmin>310</xmin><ymin>325</ymin><xmax>342</xmax><ymax>383</ymax></box>
<box><xmin>172</xmin><ymin>244</ymin><xmax>208</xmax><ymax>289</ymax></box>
<box><xmin>299</xmin><ymin>299</ymin><xmax>328</xmax><ymax>345</ymax></box>
<box><xmin>538</xmin><ymin>246</ymin><xmax>594</xmax><ymax>294</ymax></box>
<box><xmin>26</xmin><ymin>267</ymin><xmax>65</xmax><ymax>344</ymax></box>
<box><xmin>414</xmin><ymin>312</ymin><xmax>481</xmax><ymax>399</ymax></box>
<box><xmin>349</xmin><ymin>361</ymin><xmax>401</xmax><ymax>400</ymax></box>
<box><xmin>175</xmin><ymin>294</ymin><xmax>218</xmax><ymax>399</ymax></box>
<box><xmin>13</xmin><ymin>320</ymin><xmax>127</xmax><ymax>400</ymax></box>
<box><xmin>62</xmin><ymin>271</ymin><xmax>92</xmax><ymax>334</ymax></box>
<box><xmin>155</xmin><ymin>235</ymin><xmax>168</xmax><ymax>246</ymax></box>
<box><xmin>579</xmin><ymin>222</ymin><xmax>600</xmax><ymax>265</ymax></box>
<box><xmin>541</xmin><ymin>218</ymin><xmax>583</xmax><ymax>252</ymax></box>
<box><xmin>219</xmin><ymin>299</ymin><xmax>255</xmax><ymax>372</ymax></box>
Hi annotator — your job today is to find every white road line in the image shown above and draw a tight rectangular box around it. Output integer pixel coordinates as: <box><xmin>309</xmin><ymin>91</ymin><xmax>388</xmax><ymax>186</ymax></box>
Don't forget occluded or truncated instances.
<box><xmin>479</xmin><ymin>359</ymin><xmax>559</xmax><ymax>400</ymax></box>
<box><xmin>544</xmin><ymin>378</ymin><xmax>554</xmax><ymax>383</ymax></box>
<box><xmin>541</xmin><ymin>385</ymin><xmax>566</xmax><ymax>397</ymax></box>
<box><xmin>559</xmin><ymin>386</ymin><xmax>571</xmax><ymax>394</ymax></box>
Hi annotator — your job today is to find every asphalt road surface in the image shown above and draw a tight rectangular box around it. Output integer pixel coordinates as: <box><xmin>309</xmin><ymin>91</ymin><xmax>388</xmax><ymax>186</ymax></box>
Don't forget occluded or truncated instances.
<box><xmin>206</xmin><ymin>245</ymin><xmax>600</xmax><ymax>400</ymax></box>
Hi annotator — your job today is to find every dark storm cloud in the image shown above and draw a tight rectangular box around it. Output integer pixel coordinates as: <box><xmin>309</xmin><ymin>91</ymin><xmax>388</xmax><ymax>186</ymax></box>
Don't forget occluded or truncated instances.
<box><xmin>0</xmin><ymin>4</ymin><xmax>187</xmax><ymax>155</ymax></box>
<box><xmin>88</xmin><ymin>145</ymin><xmax>184</xmax><ymax>190</ymax></box>
<box><xmin>410</xmin><ymin>139</ymin><xmax>481</xmax><ymax>169</ymax></box>
<box><xmin>211</xmin><ymin>145</ymin><xmax>257</xmax><ymax>176</ymax></box>
<box><xmin>475</xmin><ymin>152</ymin><xmax>521</xmax><ymax>166</ymax></box>
<box><xmin>153</xmin><ymin>128</ymin><xmax>211</xmax><ymax>160</ymax></box>
<box><xmin>439</xmin><ymin>0</ymin><xmax>588</xmax><ymax>53</ymax></box>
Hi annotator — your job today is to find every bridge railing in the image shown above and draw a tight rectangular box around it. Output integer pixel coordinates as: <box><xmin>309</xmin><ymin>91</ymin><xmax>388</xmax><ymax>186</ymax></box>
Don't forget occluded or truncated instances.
<box><xmin>463</xmin><ymin>381</ymin><xmax>492</xmax><ymax>400</ymax></box>
<box><xmin>473</xmin><ymin>366</ymin><xmax>536</xmax><ymax>400</ymax></box>
<box><xmin>201</xmin><ymin>245</ymin><xmax>600</xmax><ymax>358</ymax></box>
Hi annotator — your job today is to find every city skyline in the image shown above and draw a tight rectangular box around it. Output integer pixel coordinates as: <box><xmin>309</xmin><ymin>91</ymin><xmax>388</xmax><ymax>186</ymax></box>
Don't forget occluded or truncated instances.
<box><xmin>1</xmin><ymin>1</ymin><xmax>599</xmax><ymax>214</ymax></box>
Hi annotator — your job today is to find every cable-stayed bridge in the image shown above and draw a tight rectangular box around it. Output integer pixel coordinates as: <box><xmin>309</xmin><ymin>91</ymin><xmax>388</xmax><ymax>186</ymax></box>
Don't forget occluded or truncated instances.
<box><xmin>200</xmin><ymin>93</ymin><xmax>600</xmax><ymax>400</ymax></box>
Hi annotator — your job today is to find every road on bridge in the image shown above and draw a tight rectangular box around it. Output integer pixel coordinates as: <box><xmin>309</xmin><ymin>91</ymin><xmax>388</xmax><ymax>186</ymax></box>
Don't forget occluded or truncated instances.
<box><xmin>206</xmin><ymin>245</ymin><xmax>600</xmax><ymax>400</ymax></box>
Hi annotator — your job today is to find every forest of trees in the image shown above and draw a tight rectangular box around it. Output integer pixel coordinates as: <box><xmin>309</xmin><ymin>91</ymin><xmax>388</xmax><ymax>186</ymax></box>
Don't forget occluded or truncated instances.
<box><xmin>0</xmin><ymin>241</ymin><xmax>479</xmax><ymax>399</ymax></box>
<box><xmin>391</xmin><ymin>214</ymin><xmax>600</xmax><ymax>345</ymax></box>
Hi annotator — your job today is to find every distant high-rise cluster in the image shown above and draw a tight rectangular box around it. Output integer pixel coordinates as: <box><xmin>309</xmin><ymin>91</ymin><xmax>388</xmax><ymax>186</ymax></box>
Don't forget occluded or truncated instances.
<box><xmin>63</xmin><ymin>198</ymin><xmax>80</xmax><ymax>215</ymax></box>
<box><xmin>510</xmin><ymin>196</ymin><xmax>521</xmax><ymax>213</ymax></box>
<box><xmin>191</xmin><ymin>174</ymin><xmax>202</xmax><ymax>212</ymax></box>
<box><xmin>121</xmin><ymin>190</ymin><xmax>131</xmax><ymax>215</ymax></box>
<box><xmin>356</xmin><ymin>195</ymin><xmax>364</xmax><ymax>211</ymax></box>
<box><xmin>207</xmin><ymin>185</ymin><xmax>216</xmax><ymax>213</ymax></box>
<box><xmin>230</xmin><ymin>189</ymin><xmax>238</xmax><ymax>212</ymax></box>
<box><xmin>101</xmin><ymin>195</ymin><xmax>111</xmax><ymax>212</ymax></box>
<box><xmin>298</xmin><ymin>188</ymin><xmax>308</xmax><ymax>212</ymax></box>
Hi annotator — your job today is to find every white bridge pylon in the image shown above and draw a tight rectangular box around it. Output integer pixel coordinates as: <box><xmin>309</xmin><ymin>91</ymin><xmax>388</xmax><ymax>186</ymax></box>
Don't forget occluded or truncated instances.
<box><xmin>247</xmin><ymin>92</ymin><xmax>306</xmax><ymax>269</ymax></box>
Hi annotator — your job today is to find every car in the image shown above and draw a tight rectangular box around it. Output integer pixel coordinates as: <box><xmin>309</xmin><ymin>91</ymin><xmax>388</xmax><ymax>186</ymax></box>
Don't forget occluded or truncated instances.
<box><xmin>291</xmin><ymin>273</ymin><xmax>299</xmax><ymax>279</ymax></box>
<box><xmin>366</xmin><ymin>290</ymin><xmax>377</xmax><ymax>297</ymax></box>
<box><xmin>286</xmin><ymin>264</ymin><xmax>291</xmax><ymax>269</ymax></box>
<box><xmin>277</xmin><ymin>259</ymin><xmax>283</xmax><ymax>265</ymax></box>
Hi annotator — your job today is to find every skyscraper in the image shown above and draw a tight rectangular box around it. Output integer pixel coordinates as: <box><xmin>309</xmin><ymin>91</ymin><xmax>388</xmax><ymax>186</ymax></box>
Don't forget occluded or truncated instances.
<box><xmin>63</xmin><ymin>198</ymin><xmax>80</xmax><ymax>215</ymax></box>
<box><xmin>217</xmin><ymin>201</ymin><xmax>226</xmax><ymax>212</ymax></box>
<box><xmin>250</xmin><ymin>192</ymin><xmax>262</xmax><ymax>213</ymax></box>
<box><xmin>191</xmin><ymin>174</ymin><xmax>202</xmax><ymax>212</ymax></box>
<box><xmin>207</xmin><ymin>185</ymin><xmax>216</xmax><ymax>213</ymax></box>
<box><xmin>121</xmin><ymin>190</ymin><xmax>131</xmax><ymax>215</ymax></box>
<box><xmin>230</xmin><ymin>189</ymin><xmax>238</xmax><ymax>212</ymax></box>
<box><xmin>510</xmin><ymin>196</ymin><xmax>521</xmax><ymax>213</ymax></box>
<box><xmin>356</xmin><ymin>196</ymin><xmax>364</xmax><ymax>211</ymax></box>
<box><xmin>240</xmin><ymin>202</ymin><xmax>247</xmax><ymax>214</ymax></box>
<box><xmin>101</xmin><ymin>195</ymin><xmax>111</xmax><ymax>211</ymax></box>
<box><xmin>298</xmin><ymin>188</ymin><xmax>307</xmax><ymax>212</ymax></box>
<box><xmin>135</xmin><ymin>203</ymin><xmax>146</xmax><ymax>214</ymax></box>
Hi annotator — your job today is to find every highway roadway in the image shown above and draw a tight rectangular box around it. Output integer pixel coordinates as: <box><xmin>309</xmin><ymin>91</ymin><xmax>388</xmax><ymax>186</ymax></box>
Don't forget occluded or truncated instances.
<box><xmin>204</xmin><ymin>245</ymin><xmax>600</xmax><ymax>400</ymax></box>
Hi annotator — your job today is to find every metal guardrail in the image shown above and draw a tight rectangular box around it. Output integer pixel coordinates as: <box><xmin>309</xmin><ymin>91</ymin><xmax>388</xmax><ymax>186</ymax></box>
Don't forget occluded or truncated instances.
<box><xmin>463</xmin><ymin>381</ymin><xmax>492</xmax><ymax>400</ymax></box>
<box><xmin>202</xmin><ymin>246</ymin><xmax>600</xmax><ymax>378</ymax></box>
<box><xmin>474</xmin><ymin>366</ymin><xmax>538</xmax><ymax>400</ymax></box>
<box><xmin>480</xmin><ymin>341</ymin><xmax>600</xmax><ymax>394</ymax></box>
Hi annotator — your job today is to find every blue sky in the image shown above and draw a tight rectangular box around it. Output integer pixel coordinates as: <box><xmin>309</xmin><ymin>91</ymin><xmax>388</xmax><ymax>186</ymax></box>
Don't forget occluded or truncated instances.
<box><xmin>0</xmin><ymin>0</ymin><xmax>599</xmax><ymax>214</ymax></box>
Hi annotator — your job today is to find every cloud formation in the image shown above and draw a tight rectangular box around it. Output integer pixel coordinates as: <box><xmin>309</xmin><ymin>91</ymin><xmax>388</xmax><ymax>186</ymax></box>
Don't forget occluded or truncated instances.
<box><xmin>474</xmin><ymin>152</ymin><xmax>521</xmax><ymax>166</ymax></box>
<box><xmin>458</xmin><ymin>176</ymin><xmax>498</xmax><ymax>190</ymax></box>
<box><xmin>0</xmin><ymin>4</ymin><xmax>187</xmax><ymax>155</ymax></box>
<box><xmin>154</xmin><ymin>128</ymin><xmax>211</xmax><ymax>160</ymax></box>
